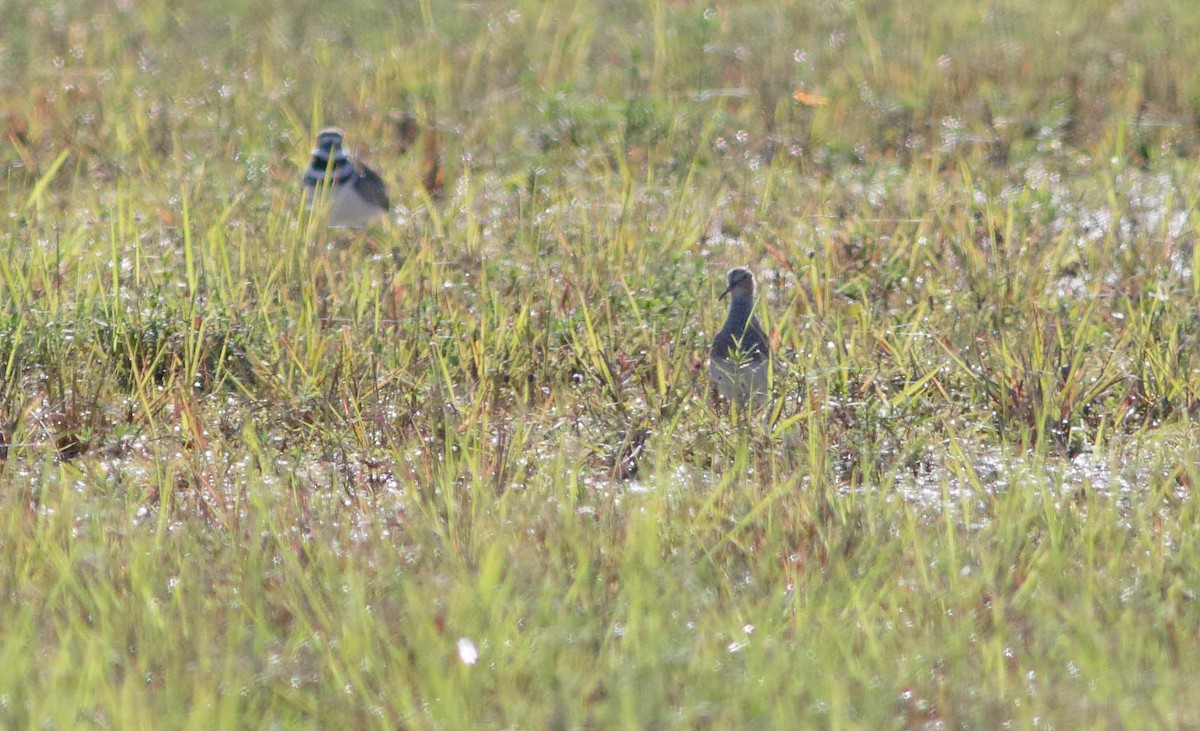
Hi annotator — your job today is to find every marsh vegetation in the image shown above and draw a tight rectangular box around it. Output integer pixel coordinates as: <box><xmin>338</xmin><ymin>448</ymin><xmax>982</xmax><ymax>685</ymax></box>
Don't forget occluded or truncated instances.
<box><xmin>3</xmin><ymin>0</ymin><xmax>1200</xmax><ymax>726</ymax></box>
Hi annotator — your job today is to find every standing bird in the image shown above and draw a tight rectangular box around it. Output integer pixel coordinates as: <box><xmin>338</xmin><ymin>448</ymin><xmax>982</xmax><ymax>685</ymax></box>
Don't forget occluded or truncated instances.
<box><xmin>710</xmin><ymin>267</ymin><xmax>775</xmax><ymax>408</ymax></box>
<box><xmin>302</xmin><ymin>127</ymin><xmax>390</xmax><ymax>227</ymax></box>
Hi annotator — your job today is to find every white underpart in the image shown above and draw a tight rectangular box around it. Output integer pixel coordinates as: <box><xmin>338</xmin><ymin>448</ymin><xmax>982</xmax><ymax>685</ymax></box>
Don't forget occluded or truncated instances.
<box><xmin>308</xmin><ymin>182</ymin><xmax>386</xmax><ymax>228</ymax></box>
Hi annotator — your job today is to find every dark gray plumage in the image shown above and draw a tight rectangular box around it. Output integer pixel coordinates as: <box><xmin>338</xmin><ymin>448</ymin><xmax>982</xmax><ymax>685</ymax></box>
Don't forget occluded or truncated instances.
<box><xmin>303</xmin><ymin>127</ymin><xmax>390</xmax><ymax>227</ymax></box>
<box><xmin>709</xmin><ymin>267</ymin><xmax>773</xmax><ymax>406</ymax></box>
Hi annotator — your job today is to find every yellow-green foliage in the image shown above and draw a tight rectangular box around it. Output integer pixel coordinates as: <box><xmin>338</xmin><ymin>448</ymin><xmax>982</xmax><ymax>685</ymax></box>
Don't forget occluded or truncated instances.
<box><xmin>3</xmin><ymin>0</ymin><xmax>1200</xmax><ymax>727</ymax></box>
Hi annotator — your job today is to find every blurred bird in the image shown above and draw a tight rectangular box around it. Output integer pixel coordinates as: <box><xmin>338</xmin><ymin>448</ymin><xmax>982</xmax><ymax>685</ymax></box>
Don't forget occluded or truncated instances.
<box><xmin>709</xmin><ymin>267</ymin><xmax>776</xmax><ymax>408</ymax></box>
<box><xmin>303</xmin><ymin>127</ymin><xmax>390</xmax><ymax>227</ymax></box>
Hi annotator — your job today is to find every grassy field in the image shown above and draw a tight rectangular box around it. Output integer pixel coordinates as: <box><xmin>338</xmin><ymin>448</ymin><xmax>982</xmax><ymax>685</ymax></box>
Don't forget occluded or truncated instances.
<box><xmin>4</xmin><ymin>0</ymin><xmax>1200</xmax><ymax>727</ymax></box>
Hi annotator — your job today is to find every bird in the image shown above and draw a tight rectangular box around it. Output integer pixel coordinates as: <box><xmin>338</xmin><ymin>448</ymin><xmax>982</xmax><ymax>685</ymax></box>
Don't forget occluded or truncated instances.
<box><xmin>302</xmin><ymin>127</ymin><xmax>390</xmax><ymax>227</ymax></box>
<box><xmin>709</xmin><ymin>267</ymin><xmax>776</xmax><ymax>408</ymax></box>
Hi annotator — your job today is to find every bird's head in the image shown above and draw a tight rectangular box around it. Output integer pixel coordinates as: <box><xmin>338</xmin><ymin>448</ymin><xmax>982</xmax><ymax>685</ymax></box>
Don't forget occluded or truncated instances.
<box><xmin>719</xmin><ymin>267</ymin><xmax>756</xmax><ymax>300</ymax></box>
<box><xmin>314</xmin><ymin>127</ymin><xmax>346</xmax><ymax>155</ymax></box>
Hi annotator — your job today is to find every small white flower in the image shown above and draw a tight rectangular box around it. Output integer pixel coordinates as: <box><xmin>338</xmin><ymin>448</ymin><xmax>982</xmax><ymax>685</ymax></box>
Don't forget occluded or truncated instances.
<box><xmin>457</xmin><ymin>637</ymin><xmax>479</xmax><ymax>666</ymax></box>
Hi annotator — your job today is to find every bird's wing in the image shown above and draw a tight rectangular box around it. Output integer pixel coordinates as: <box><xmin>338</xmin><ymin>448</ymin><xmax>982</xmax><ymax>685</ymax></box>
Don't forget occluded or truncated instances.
<box><xmin>353</xmin><ymin>163</ymin><xmax>391</xmax><ymax>211</ymax></box>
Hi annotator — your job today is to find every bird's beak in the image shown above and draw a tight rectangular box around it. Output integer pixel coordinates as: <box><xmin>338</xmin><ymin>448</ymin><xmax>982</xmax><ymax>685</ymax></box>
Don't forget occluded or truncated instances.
<box><xmin>718</xmin><ymin>284</ymin><xmax>733</xmax><ymax>300</ymax></box>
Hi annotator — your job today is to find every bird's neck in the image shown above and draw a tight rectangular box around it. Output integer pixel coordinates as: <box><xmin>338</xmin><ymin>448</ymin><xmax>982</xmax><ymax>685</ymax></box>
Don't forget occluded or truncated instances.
<box><xmin>724</xmin><ymin>293</ymin><xmax>758</xmax><ymax>332</ymax></box>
